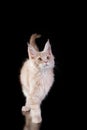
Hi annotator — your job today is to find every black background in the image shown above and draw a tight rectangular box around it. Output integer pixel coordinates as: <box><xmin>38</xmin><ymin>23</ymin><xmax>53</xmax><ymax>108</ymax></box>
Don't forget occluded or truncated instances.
<box><xmin>14</xmin><ymin>27</ymin><xmax>66</xmax><ymax>130</ymax></box>
<box><xmin>2</xmin><ymin>22</ymin><xmax>71</xmax><ymax>130</ymax></box>
<box><xmin>1</xmin><ymin>4</ymin><xmax>81</xmax><ymax>129</ymax></box>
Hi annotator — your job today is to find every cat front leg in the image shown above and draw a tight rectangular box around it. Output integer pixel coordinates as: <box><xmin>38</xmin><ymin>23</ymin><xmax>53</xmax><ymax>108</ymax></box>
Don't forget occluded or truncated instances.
<box><xmin>30</xmin><ymin>97</ymin><xmax>42</xmax><ymax>123</ymax></box>
<box><xmin>30</xmin><ymin>105</ymin><xmax>42</xmax><ymax>123</ymax></box>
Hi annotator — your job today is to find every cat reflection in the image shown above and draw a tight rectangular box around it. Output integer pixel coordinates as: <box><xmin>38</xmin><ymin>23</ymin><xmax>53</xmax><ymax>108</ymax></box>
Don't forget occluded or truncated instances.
<box><xmin>22</xmin><ymin>111</ymin><xmax>41</xmax><ymax>130</ymax></box>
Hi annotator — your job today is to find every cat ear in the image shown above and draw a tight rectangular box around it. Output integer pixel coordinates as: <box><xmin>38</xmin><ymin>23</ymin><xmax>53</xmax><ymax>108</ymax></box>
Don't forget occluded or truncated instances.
<box><xmin>28</xmin><ymin>44</ymin><xmax>37</xmax><ymax>59</ymax></box>
<box><xmin>43</xmin><ymin>39</ymin><xmax>52</xmax><ymax>55</ymax></box>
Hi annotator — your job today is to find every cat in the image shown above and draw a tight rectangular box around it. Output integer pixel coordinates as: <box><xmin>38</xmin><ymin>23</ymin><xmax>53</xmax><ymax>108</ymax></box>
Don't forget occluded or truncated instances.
<box><xmin>20</xmin><ymin>34</ymin><xmax>55</xmax><ymax>123</ymax></box>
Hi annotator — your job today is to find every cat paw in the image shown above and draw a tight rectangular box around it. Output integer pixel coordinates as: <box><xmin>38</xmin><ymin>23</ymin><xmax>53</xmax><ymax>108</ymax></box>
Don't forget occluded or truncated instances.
<box><xmin>22</xmin><ymin>106</ymin><xmax>30</xmax><ymax>112</ymax></box>
<box><xmin>32</xmin><ymin>116</ymin><xmax>42</xmax><ymax>123</ymax></box>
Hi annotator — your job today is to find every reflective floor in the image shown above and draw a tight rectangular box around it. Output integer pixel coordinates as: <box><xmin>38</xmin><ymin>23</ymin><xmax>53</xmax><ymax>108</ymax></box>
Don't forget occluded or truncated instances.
<box><xmin>15</xmin><ymin>89</ymin><xmax>66</xmax><ymax>130</ymax></box>
<box><xmin>22</xmin><ymin>111</ymin><xmax>41</xmax><ymax>130</ymax></box>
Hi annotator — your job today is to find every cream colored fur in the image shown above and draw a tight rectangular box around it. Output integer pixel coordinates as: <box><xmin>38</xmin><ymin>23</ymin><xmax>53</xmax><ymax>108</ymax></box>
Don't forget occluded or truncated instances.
<box><xmin>20</xmin><ymin>34</ymin><xmax>55</xmax><ymax>123</ymax></box>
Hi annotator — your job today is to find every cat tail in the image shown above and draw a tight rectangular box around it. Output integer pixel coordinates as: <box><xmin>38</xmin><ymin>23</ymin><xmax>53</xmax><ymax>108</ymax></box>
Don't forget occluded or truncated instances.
<box><xmin>29</xmin><ymin>33</ymin><xmax>41</xmax><ymax>51</ymax></box>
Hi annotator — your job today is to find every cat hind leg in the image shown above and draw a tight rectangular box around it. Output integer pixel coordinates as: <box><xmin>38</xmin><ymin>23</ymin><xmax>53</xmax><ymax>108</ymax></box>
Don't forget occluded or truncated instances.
<box><xmin>22</xmin><ymin>106</ymin><xmax>30</xmax><ymax>112</ymax></box>
<box><xmin>21</xmin><ymin>89</ymin><xmax>30</xmax><ymax>112</ymax></box>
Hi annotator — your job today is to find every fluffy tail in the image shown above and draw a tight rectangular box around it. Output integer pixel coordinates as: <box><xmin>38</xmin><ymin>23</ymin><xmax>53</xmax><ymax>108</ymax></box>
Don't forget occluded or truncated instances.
<box><xmin>29</xmin><ymin>33</ymin><xmax>41</xmax><ymax>51</ymax></box>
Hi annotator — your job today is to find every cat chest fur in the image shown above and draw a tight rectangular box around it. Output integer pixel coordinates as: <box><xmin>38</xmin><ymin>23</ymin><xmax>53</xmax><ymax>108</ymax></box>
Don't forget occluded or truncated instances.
<box><xmin>29</xmin><ymin>69</ymin><xmax>54</xmax><ymax>99</ymax></box>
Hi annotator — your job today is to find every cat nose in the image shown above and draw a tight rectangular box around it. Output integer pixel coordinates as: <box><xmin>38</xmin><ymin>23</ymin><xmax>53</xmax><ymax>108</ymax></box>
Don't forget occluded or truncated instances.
<box><xmin>44</xmin><ymin>61</ymin><xmax>48</xmax><ymax>63</ymax></box>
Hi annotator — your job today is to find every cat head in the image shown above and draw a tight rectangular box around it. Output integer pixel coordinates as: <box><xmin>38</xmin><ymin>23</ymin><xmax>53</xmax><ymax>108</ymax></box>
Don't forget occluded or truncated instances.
<box><xmin>28</xmin><ymin>40</ymin><xmax>55</xmax><ymax>69</ymax></box>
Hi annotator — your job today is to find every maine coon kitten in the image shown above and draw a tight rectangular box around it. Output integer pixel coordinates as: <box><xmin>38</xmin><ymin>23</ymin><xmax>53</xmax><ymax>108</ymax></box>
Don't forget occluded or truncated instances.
<box><xmin>20</xmin><ymin>34</ymin><xmax>55</xmax><ymax>123</ymax></box>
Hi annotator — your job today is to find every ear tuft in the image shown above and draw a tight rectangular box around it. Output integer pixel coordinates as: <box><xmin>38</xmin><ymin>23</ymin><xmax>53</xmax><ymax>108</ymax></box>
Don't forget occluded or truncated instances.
<box><xmin>43</xmin><ymin>39</ymin><xmax>52</xmax><ymax>55</ymax></box>
<box><xmin>28</xmin><ymin>44</ymin><xmax>37</xmax><ymax>59</ymax></box>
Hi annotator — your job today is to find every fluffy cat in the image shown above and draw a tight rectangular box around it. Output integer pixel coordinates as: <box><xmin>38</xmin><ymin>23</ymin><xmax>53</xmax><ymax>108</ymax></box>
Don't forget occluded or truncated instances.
<box><xmin>20</xmin><ymin>34</ymin><xmax>55</xmax><ymax>123</ymax></box>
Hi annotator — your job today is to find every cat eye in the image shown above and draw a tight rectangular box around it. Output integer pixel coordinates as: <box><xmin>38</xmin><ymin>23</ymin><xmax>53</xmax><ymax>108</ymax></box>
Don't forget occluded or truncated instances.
<box><xmin>38</xmin><ymin>57</ymin><xmax>42</xmax><ymax>61</ymax></box>
<box><xmin>47</xmin><ymin>56</ymin><xmax>50</xmax><ymax>60</ymax></box>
